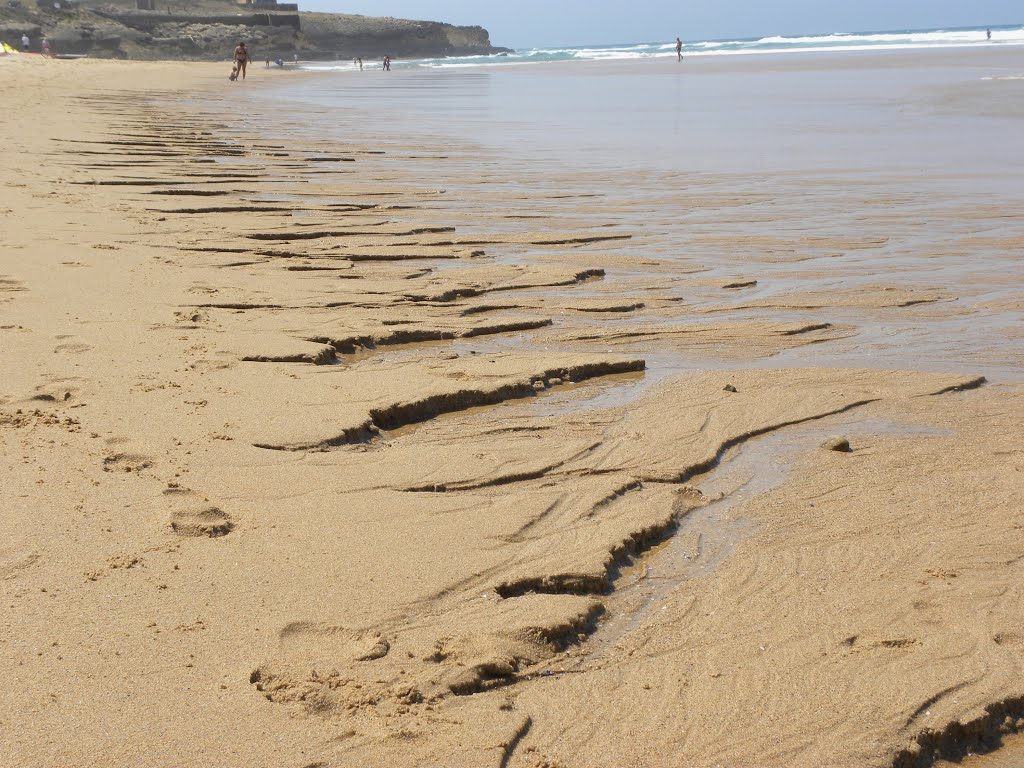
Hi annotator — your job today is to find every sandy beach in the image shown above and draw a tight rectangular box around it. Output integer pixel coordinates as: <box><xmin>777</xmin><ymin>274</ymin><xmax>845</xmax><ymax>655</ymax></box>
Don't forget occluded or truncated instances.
<box><xmin>1</xmin><ymin>48</ymin><xmax>1023</xmax><ymax>768</ymax></box>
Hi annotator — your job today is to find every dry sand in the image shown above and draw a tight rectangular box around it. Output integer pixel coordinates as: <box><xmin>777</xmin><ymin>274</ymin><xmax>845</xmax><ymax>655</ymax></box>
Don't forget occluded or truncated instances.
<box><xmin>1</xmin><ymin>53</ymin><xmax>1023</xmax><ymax>767</ymax></box>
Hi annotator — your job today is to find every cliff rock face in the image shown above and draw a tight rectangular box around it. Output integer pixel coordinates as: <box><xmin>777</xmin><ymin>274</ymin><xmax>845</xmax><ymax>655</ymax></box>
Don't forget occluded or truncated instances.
<box><xmin>299</xmin><ymin>13</ymin><xmax>503</xmax><ymax>59</ymax></box>
<box><xmin>0</xmin><ymin>0</ymin><xmax>508</xmax><ymax>60</ymax></box>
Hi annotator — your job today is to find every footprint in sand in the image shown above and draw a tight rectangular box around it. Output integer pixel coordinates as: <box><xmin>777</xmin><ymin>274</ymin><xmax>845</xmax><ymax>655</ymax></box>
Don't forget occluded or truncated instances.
<box><xmin>0</xmin><ymin>549</ymin><xmax>41</xmax><ymax>581</ymax></box>
<box><xmin>102</xmin><ymin>452</ymin><xmax>155</xmax><ymax>473</ymax></box>
<box><xmin>0</xmin><ymin>276</ymin><xmax>26</xmax><ymax>302</ymax></box>
<box><xmin>276</xmin><ymin>622</ymin><xmax>392</xmax><ymax>662</ymax></box>
<box><xmin>28</xmin><ymin>380</ymin><xmax>81</xmax><ymax>404</ymax></box>
<box><xmin>188</xmin><ymin>356</ymin><xmax>236</xmax><ymax>373</ymax></box>
<box><xmin>53</xmin><ymin>340</ymin><xmax>93</xmax><ymax>354</ymax></box>
<box><xmin>844</xmin><ymin>635</ymin><xmax>921</xmax><ymax>652</ymax></box>
<box><xmin>251</xmin><ymin>623</ymin><xmax>391</xmax><ymax>701</ymax></box>
<box><xmin>170</xmin><ymin>506</ymin><xmax>235</xmax><ymax>538</ymax></box>
<box><xmin>993</xmin><ymin>631</ymin><xmax>1024</xmax><ymax>647</ymax></box>
<box><xmin>30</xmin><ymin>391</ymin><xmax>74</xmax><ymax>403</ymax></box>
<box><xmin>173</xmin><ymin>309</ymin><xmax>210</xmax><ymax>327</ymax></box>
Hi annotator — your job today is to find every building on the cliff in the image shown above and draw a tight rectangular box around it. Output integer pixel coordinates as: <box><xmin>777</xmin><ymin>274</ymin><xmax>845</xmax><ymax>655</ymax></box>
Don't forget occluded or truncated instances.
<box><xmin>239</xmin><ymin>0</ymin><xmax>299</xmax><ymax>9</ymax></box>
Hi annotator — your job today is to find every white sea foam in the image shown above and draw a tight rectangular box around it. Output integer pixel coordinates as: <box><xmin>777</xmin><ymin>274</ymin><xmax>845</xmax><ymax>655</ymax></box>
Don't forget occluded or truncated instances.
<box><xmin>756</xmin><ymin>30</ymin><xmax>996</xmax><ymax>45</ymax></box>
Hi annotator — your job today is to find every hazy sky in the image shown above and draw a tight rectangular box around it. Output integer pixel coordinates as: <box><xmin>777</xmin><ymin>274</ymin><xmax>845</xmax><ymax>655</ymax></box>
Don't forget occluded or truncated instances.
<box><xmin>299</xmin><ymin>1</ymin><xmax>1021</xmax><ymax>48</ymax></box>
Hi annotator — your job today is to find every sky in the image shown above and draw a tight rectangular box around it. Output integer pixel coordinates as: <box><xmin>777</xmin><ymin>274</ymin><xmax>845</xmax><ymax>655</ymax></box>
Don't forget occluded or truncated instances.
<box><xmin>298</xmin><ymin>0</ymin><xmax>1022</xmax><ymax>49</ymax></box>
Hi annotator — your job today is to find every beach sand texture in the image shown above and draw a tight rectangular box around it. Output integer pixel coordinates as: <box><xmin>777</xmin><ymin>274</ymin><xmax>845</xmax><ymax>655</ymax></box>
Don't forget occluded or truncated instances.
<box><xmin>1</xmin><ymin>51</ymin><xmax>1023</xmax><ymax>767</ymax></box>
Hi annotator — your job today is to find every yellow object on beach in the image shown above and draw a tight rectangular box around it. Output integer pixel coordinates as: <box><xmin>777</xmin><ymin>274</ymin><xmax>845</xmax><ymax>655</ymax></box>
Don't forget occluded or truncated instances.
<box><xmin>1</xmin><ymin>42</ymin><xmax>20</xmax><ymax>54</ymax></box>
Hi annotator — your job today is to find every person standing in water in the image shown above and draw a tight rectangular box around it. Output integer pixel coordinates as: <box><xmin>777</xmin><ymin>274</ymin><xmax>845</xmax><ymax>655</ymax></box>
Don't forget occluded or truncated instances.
<box><xmin>676</xmin><ymin>37</ymin><xmax>683</xmax><ymax>61</ymax></box>
<box><xmin>382</xmin><ymin>55</ymin><xmax>391</xmax><ymax>71</ymax></box>
<box><xmin>987</xmin><ymin>29</ymin><xmax>992</xmax><ymax>41</ymax></box>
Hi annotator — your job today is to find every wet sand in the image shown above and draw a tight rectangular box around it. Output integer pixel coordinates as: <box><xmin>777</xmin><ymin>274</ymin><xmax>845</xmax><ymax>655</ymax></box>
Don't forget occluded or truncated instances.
<box><xmin>947</xmin><ymin>736</ymin><xmax>1024</xmax><ymax>768</ymax></box>
<box><xmin>1</xmin><ymin>49</ymin><xmax>1023</xmax><ymax>767</ymax></box>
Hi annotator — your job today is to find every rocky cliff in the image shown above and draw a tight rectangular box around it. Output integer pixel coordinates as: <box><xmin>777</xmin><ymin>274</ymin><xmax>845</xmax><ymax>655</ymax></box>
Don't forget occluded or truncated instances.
<box><xmin>300</xmin><ymin>13</ymin><xmax>503</xmax><ymax>59</ymax></box>
<box><xmin>0</xmin><ymin>0</ymin><xmax>508</xmax><ymax>60</ymax></box>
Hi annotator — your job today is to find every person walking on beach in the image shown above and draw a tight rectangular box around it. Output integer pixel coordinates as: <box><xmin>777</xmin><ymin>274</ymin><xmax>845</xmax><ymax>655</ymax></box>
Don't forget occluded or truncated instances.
<box><xmin>41</xmin><ymin>35</ymin><xmax>50</xmax><ymax>56</ymax></box>
<box><xmin>231</xmin><ymin>41</ymin><xmax>250</xmax><ymax>81</ymax></box>
<box><xmin>382</xmin><ymin>55</ymin><xmax>391</xmax><ymax>71</ymax></box>
<box><xmin>986</xmin><ymin>28</ymin><xmax>992</xmax><ymax>41</ymax></box>
<box><xmin>21</xmin><ymin>33</ymin><xmax>29</xmax><ymax>52</ymax></box>
<box><xmin>676</xmin><ymin>37</ymin><xmax>683</xmax><ymax>61</ymax></box>
<box><xmin>357</xmin><ymin>56</ymin><xmax>363</xmax><ymax>71</ymax></box>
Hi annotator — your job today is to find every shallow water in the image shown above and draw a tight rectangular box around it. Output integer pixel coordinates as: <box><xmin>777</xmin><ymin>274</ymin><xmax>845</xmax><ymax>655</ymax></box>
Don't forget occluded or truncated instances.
<box><xmin>255</xmin><ymin>48</ymin><xmax>1024</xmax><ymax>384</ymax></box>
<box><xmin>591</xmin><ymin>415</ymin><xmax>955</xmax><ymax>651</ymax></box>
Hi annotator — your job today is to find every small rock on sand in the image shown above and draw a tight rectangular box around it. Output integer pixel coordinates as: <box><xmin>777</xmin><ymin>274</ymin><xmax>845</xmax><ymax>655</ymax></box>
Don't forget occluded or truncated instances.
<box><xmin>823</xmin><ymin>436</ymin><xmax>852</xmax><ymax>453</ymax></box>
<box><xmin>724</xmin><ymin>384</ymin><xmax>738</xmax><ymax>393</ymax></box>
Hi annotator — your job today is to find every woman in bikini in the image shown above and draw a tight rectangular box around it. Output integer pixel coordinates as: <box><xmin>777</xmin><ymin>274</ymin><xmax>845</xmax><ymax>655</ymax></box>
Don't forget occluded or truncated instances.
<box><xmin>231</xmin><ymin>42</ymin><xmax>250</xmax><ymax>81</ymax></box>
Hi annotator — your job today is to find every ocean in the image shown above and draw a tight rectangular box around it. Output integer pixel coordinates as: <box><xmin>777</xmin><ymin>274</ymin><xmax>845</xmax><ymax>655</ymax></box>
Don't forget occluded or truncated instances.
<box><xmin>300</xmin><ymin>23</ymin><xmax>1024</xmax><ymax>71</ymax></box>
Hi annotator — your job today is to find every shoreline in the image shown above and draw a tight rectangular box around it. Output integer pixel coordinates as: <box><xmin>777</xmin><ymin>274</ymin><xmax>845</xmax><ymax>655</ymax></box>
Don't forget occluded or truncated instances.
<box><xmin>1</xmin><ymin>54</ymin><xmax>1023</xmax><ymax>767</ymax></box>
